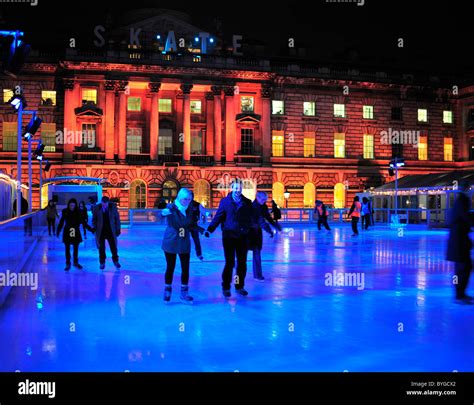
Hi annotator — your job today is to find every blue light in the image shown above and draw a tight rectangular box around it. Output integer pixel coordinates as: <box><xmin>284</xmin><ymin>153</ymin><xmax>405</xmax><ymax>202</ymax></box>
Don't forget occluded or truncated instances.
<box><xmin>210</xmin><ymin>38</ymin><xmax>214</xmax><ymax>43</ymax></box>
<box><xmin>156</xmin><ymin>35</ymin><xmax>161</xmax><ymax>40</ymax></box>
<box><xmin>194</xmin><ymin>37</ymin><xmax>199</xmax><ymax>42</ymax></box>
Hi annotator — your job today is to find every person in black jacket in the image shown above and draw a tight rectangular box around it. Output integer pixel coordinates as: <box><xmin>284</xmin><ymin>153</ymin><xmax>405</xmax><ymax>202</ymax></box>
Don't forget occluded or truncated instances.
<box><xmin>447</xmin><ymin>181</ymin><xmax>473</xmax><ymax>304</ymax></box>
<box><xmin>57</xmin><ymin>198</ymin><xmax>94</xmax><ymax>271</ymax></box>
<box><xmin>204</xmin><ymin>180</ymin><xmax>253</xmax><ymax>297</ymax></box>
<box><xmin>271</xmin><ymin>199</ymin><xmax>282</xmax><ymax>226</ymax></box>
<box><xmin>161</xmin><ymin>188</ymin><xmax>201</xmax><ymax>303</ymax></box>
<box><xmin>78</xmin><ymin>201</ymin><xmax>89</xmax><ymax>239</ymax></box>
<box><xmin>314</xmin><ymin>200</ymin><xmax>331</xmax><ymax>231</ymax></box>
<box><xmin>188</xmin><ymin>192</ymin><xmax>206</xmax><ymax>260</ymax></box>
<box><xmin>249</xmin><ymin>191</ymin><xmax>280</xmax><ymax>281</ymax></box>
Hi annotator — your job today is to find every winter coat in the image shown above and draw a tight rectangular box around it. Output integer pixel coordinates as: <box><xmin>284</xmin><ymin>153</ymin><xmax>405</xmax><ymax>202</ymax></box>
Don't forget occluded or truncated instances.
<box><xmin>161</xmin><ymin>203</ymin><xmax>202</xmax><ymax>254</ymax></box>
<box><xmin>248</xmin><ymin>200</ymin><xmax>276</xmax><ymax>250</ymax></box>
<box><xmin>57</xmin><ymin>208</ymin><xmax>92</xmax><ymax>244</ymax></box>
<box><xmin>207</xmin><ymin>193</ymin><xmax>253</xmax><ymax>238</ymax></box>
<box><xmin>46</xmin><ymin>205</ymin><xmax>58</xmax><ymax>220</ymax></box>
<box><xmin>92</xmin><ymin>203</ymin><xmax>121</xmax><ymax>249</ymax></box>
<box><xmin>447</xmin><ymin>193</ymin><xmax>472</xmax><ymax>263</ymax></box>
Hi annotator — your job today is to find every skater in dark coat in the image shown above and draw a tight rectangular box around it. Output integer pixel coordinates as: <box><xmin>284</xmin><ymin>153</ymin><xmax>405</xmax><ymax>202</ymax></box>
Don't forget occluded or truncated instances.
<box><xmin>314</xmin><ymin>200</ymin><xmax>331</xmax><ymax>231</ymax></box>
<box><xmin>249</xmin><ymin>191</ymin><xmax>280</xmax><ymax>281</ymax></box>
<box><xmin>271</xmin><ymin>199</ymin><xmax>282</xmax><ymax>226</ymax></box>
<box><xmin>188</xmin><ymin>191</ymin><xmax>206</xmax><ymax>260</ymax></box>
<box><xmin>57</xmin><ymin>198</ymin><xmax>94</xmax><ymax>271</ymax></box>
<box><xmin>161</xmin><ymin>188</ymin><xmax>201</xmax><ymax>303</ymax></box>
<box><xmin>204</xmin><ymin>180</ymin><xmax>254</xmax><ymax>298</ymax></box>
<box><xmin>78</xmin><ymin>201</ymin><xmax>89</xmax><ymax>239</ymax></box>
<box><xmin>447</xmin><ymin>181</ymin><xmax>473</xmax><ymax>304</ymax></box>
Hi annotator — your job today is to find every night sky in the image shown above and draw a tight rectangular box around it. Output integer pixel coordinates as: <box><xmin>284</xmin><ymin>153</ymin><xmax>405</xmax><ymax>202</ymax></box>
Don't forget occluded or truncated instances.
<box><xmin>1</xmin><ymin>0</ymin><xmax>472</xmax><ymax>78</ymax></box>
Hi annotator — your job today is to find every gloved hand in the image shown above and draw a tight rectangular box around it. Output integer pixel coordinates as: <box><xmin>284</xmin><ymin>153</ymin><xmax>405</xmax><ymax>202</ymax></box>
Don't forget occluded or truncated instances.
<box><xmin>204</xmin><ymin>231</ymin><xmax>210</xmax><ymax>238</ymax></box>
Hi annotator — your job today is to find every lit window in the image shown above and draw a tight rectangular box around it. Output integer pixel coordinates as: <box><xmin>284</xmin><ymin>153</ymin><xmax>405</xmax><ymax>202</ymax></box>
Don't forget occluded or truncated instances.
<box><xmin>272</xmin><ymin>131</ymin><xmax>284</xmax><ymax>156</ymax></box>
<box><xmin>127</xmin><ymin>97</ymin><xmax>141</xmax><ymax>111</ymax></box>
<box><xmin>81</xmin><ymin>124</ymin><xmax>96</xmax><ymax>147</ymax></box>
<box><xmin>126</xmin><ymin>127</ymin><xmax>143</xmax><ymax>154</ymax></box>
<box><xmin>241</xmin><ymin>96</ymin><xmax>254</xmax><ymax>113</ymax></box>
<box><xmin>129</xmin><ymin>179</ymin><xmax>147</xmax><ymax>208</ymax></box>
<box><xmin>334</xmin><ymin>104</ymin><xmax>345</xmax><ymax>118</ymax></box>
<box><xmin>303</xmin><ymin>102</ymin><xmax>315</xmax><ymax>116</ymax></box>
<box><xmin>272</xmin><ymin>100</ymin><xmax>284</xmax><ymax>115</ymax></box>
<box><xmin>444</xmin><ymin>137</ymin><xmax>453</xmax><ymax>161</ymax></box>
<box><xmin>304</xmin><ymin>132</ymin><xmax>316</xmax><ymax>157</ymax></box>
<box><xmin>194</xmin><ymin>179</ymin><xmax>211</xmax><ymax>208</ymax></box>
<box><xmin>159</xmin><ymin>99</ymin><xmax>172</xmax><ymax>113</ymax></box>
<box><xmin>41</xmin><ymin>90</ymin><xmax>56</xmax><ymax>106</ymax></box>
<box><xmin>42</xmin><ymin>123</ymin><xmax>56</xmax><ymax>152</ymax></box>
<box><xmin>363</xmin><ymin>105</ymin><xmax>374</xmax><ymax>119</ymax></box>
<box><xmin>418</xmin><ymin>136</ymin><xmax>428</xmax><ymax>160</ymax></box>
<box><xmin>2</xmin><ymin>122</ymin><xmax>17</xmax><ymax>151</ymax></box>
<box><xmin>82</xmin><ymin>88</ymin><xmax>97</xmax><ymax>104</ymax></box>
<box><xmin>272</xmin><ymin>182</ymin><xmax>285</xmax><ymax>208</ymax></box>
<box><xmin>304</xmin><ymin>183</ymin><xmax>315</xmax><ymax>208</ymax></box>
<box><xmin>363</xmin><ymin>134</ymin><xmax>374</xmax><ymax>159</ymax></box>
<box><xmin>334</xmin><ymin>183</ymin><xmax>345</xmax><ymax>208</ymax></box>
<box><xmin>443</xmin><ymin>110</ymin><xmax>453</xmax><ymax>124</ymax></box>
<box><xmin>3</xmin><ymin>89</ymin><xmax>13</xmax><ymax>103</ymax></box>
<box><xmin>190</xmin><ymin>100</ymin><xmax>202</xmax><ymax>114</ymax></box>
<box><xmin>418</xmin><ymin>109</ymin><xmax>428</xmax><ymax>122</ymax></box>
<box><xmin>334</xmin><ymin>133</ymin><xmax>345</xmax><ymax>158</ymax></box>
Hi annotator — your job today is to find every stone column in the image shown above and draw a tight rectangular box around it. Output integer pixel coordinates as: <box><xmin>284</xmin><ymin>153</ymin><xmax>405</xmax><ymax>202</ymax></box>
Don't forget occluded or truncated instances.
<box><xmin>224</xmin><ymin>85</ymin><xmax>236</xmax><ymax>163</ymax></box>
<box><xmin>181</xmin><ymin>83</ymin><xmax>193</xmax><ymax>163</ymax></box>
<box><xmin>149</xmin><ymin>82</ymin><xmax>161</xmax><ymax>161</ymax></box>
<box><xmin>261</xmin><ymin>84</ymin><xmax>272</xmax><ymax>164</ymax></box>
<box><xmin>104</xmin><ymin>80</ymin><xmax>116</xmax><ymax>161</ymax></box>
<box><xmin>211</xmin><ymin>86</ymin><xmax>222</xmax><ymax>164</ymax></box>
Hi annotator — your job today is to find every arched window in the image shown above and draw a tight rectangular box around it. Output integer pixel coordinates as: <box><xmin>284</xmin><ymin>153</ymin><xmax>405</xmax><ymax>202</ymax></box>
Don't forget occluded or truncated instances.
<box><xmin>334</xmin><ymin>183</ymin><xmax>346</xmax><ymax>208</ymax></box>
<box><xmin>162</xmin><ymin>179</ymin><xmax>179</xmax><ymax>203</ymax></box>
<box><xmin>242</xmin><ymin>178</ymin><xmax>257</xmax><ymax>202</ymax></box>
<box><xmin>272</xmin><ymin>182</ymin><xmax>285</xmax><ymax>208</ymax></box>
<box><xmin>194</xmin><ymin>179</ymin><xmax>211</xmax><ymax>207</ymax></box>
<box><xmin>304</xmin><ymin>183</ymin><xmax>316</xmax><ymax>208</ymax></box>
<box><xmin>129</xmin><ymin>179</ymin><xmax>147</xmax><ymax>208</ymax></box>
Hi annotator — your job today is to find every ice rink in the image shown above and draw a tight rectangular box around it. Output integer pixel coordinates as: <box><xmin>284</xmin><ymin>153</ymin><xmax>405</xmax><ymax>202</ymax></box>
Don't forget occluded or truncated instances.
<box><xmin>0</xmin><ymin>223</ymin><xmax>473</xmax><ymax>372</ymax></box>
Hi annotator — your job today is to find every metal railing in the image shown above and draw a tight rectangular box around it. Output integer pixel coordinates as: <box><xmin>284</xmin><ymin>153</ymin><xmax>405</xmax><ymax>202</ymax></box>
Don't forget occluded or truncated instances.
<box><xmin>0</xmin><ymin>210</ymin><xmax>47</xmax><ymax>306</ymax></box>
<box><xmin>118</xmin><ymin>207</ymin><xmax>457</xmax><ymax>228</ymax></box>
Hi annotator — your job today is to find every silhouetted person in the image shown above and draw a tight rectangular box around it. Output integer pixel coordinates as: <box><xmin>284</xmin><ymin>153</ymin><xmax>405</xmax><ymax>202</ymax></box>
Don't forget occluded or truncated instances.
<box><xmin>249</xmin><ymin>191</ymin><xmax>279</xmax><ymax>281</ymax></box>
<box><xmin>348</xmin><ymin>196</ymin><xmax>361</xmax><ymax>236</ymax></box>
<box><xmin>361</xmin><ymin>197</ymin><xmax>372</xmax><ymax>230</ymax></box>
<box><xmin>160</xmin><ymin>188</ymin><xmax>199</xmax><ymax>303</ymax></box>
<box><xmin>93</xmin><ymin>196</ymin><xmax>121</xmax><ymax>270</ymax></box>
<box><xmin>188</xmin><ymin>191</ymin><xmax>206</xmax><ymax>260</ymax></box>
<box><xmin>78</xmin><ymin>201</ymin><xmax>89</xmax><ymax>239</ymax></box>
<box><xmin>45</xmin><ymin>200</ymin><xmax>59</xmax><ymax>236</ymax></box>
<box><xmin>314</xmin><ymin>200</ymin><xmax>331</xmax><ymax>231</ymax></box>
<box><xmin>57</xmin><ymin>198</ymin><xmax>94</xmax><ymax>271</ymax></box>
<box><xmin>157</xmin><ymin>198</ymin><xmax>167</xmax><ymax>209</ymax></box>
<box><xmin>205</xmin><ymin>180</ymin><xmax>253</xmax><ymax>298</ymax></box>
<box><xmin>447</xmin><ymin>182</ymin><xmax>473</xmax><ymax>304</ymax></box>
<box><xmin>271</xmin><ymin>199</ymin><xmax>282</xmax><ymax>226</ymax></box>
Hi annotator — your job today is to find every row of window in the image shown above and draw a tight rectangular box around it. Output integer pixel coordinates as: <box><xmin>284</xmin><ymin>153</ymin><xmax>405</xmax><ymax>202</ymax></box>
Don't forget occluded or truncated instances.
<box><xmin>2</xmin><ymin>89</ymin><xmax>454</xmax><ymax>124</ymax></box>
<box><xmin>270</xmin><ymin>131</ymin><xmax>454</xmax><ymax>161</ymax></box>
<box><xmin>0</xmin><ymin>121</ymin><xmax>454</xmax><ymax>161</ymax></box>
<box><xmin>128</xmin><ymin>179</ymin><xmax>355</xmax><ymax>211</ymax></box>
